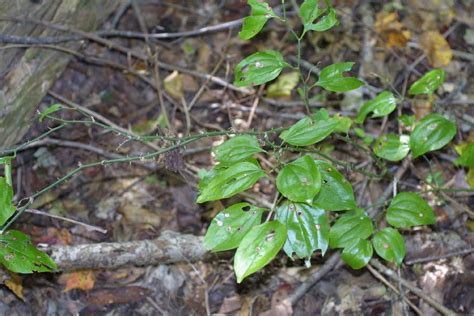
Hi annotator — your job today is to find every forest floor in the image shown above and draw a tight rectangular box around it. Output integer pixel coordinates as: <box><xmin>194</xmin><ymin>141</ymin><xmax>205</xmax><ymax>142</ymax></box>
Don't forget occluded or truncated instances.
<box><xmin>0</xmin><ymin>0</ymin><xmax>473</xmax><ymax>315</ymax></box>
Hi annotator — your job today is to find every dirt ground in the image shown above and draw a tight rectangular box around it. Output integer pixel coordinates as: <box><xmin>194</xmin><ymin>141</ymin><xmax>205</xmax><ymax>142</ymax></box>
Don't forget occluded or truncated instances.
<box><xmin>0</xmin><ymin>0</ymin><xmax>473</xmax><ymax>315</ymax></box>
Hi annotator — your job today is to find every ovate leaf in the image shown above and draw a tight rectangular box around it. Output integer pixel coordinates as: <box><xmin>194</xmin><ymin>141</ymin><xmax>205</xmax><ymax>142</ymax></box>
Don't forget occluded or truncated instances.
<box><xmin>408</xmin><ymin>69</ymin><xmax>445</xmax><ymax>95</ymax></box>
<box><xmin>214</xmin><ymin>135</ymin><xmax>264</xmax><ymax>164</ymax></box>
<box><xmin>276</xmin><ymin>155</ymin><xmax>321</xmax><ymax>203</ymax></box>
<box><xmin>308</xmin><ymin>7</ymin><xmax>338</xmax><ymax>32</ymax></box>
<box><xmin>234</xmin><ymin>221</ymin><xmax>286</xmax><ymax>283</ymax></box>
<box><xmin>329</xmin><ymin>210</ymin><xmax>373</xmax><ymax>249</ymax></box>
<box><xmin>204</xmin><ymin>203</ymin><xmax>265</xmax><ymax>252</ymax></box>
<box><xmin>314</xmin><ymin>160</ymin><xmax>356</xmax><ymax>211</ymax></box>
<box><xmin>39</xmin><ymin>103</ymin><xmax>62</xmax><ymax>122</ymax></box>
<box><xmin>239</xmin><ymin>0</ymin><xmax>277</xmax><ymax>40</ymax></box>
<box><xmin>299</xmin><ymin>0</ymin><xmax>338</xmax><ymax>36</ymax></box>
<box><xmin>0</xmin><ymin>177</ymin><xmax>16</xmax><ymax>226</ymax></box>
<box><xmin>372</xmin><ymin>227</ymin><xmax>405</xmax><ymax>266</ymax></box>
<box><xmin>341</xmin><ymin>238</ymin><xmax>373</xmax><ymax>269</ymax></box>
<box><xmin>355</xmin><ymin>91</ymin><xmax>397</xmax><ymax>124</ymax></box>
<box><xmin>279</xmin><ymin>112</ymin><xmax>339</xmax><ymax>146</ymax></box>
<box><xmin>276</xmin><ymin>201</ymin><xmax>329</xmax><ymax>258</ymax></box>
<box><xmin>266</xmin><ymin>71</ymin><xmax>300</xmax><ymax>98</ymax></box>
<box><xmin>386</xmin><ymin>192</ymin><xmax>436</xmax><ymax>228</ymax></box>
<box><xmin>197</xmin><ymin>162</ymin><xmax>265</xmax><ymax>203</ymax></box>
<box><xmin>409</xmin><ymin>113</ymin><xmax>456</xmax><ymax>158</ymax></box>
<box><xmin>315</xmin><ymin>62</ymin><xmax>364</xmax><ymax>92</ymax></box>
<box><xmin>454</xmin><ymin>143</ymin><xmax>474</xmax><ymax>167</ymax></box>
<box><xmin>0</xmin><ymin>230</ymin><xmax>57</xmax><ymax>273</ymax></box>
<box><xmin>234</xmin><ymin>50</ymin><xmax>289</xmax><ymax>87</ymax></box>
<box><xmin>373</xmin><ymin>134</ymin><xmax>410</xmax><ymax>162</ymax></box>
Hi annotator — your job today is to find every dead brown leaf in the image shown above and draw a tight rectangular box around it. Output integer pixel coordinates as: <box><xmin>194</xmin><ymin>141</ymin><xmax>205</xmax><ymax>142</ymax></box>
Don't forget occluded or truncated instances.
<box><xmin>375</xmin><ymin>12</ymin><xmax>411</xmax><ymax>48</ymax></box>
<box><xmin>420</xmin><ymin>31</ymin><xmax>453</xmax><ymax>67</ymax></box>
<box><xmin>60</xmin><ymin>270</ymin><xmax>96</xmax><ymax>292</ymax></box>
<box><xmin>4</xmin><ymin>274</ymin><xmax>24</xmax><ymax>301</ymax></box>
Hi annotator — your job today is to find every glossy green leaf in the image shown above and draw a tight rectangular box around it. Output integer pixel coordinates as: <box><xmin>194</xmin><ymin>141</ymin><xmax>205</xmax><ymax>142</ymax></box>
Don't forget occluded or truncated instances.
<box><xmin>372</xmin><ymin>227</ymin><xmax>405</xmax><ymax>266</ymax></box>
<box><xmin>234</xmin><ymin>50</ymin><xmax>290</xmax><ymax>87</ymax></box>
<box><xmin>276</xmin><ymin>201</ymin><xmax>329</xmax><ymax>258</ymax></box>
<box><xmin>239</xmin><ymin>0</ymin><xmax>277</xmax><ymax>40</ymax></box>
<box><xmin>355</xmin><ymin>91</ymin><xmax>397</xmax><ymax>124</ymax></box>
<box><xmin>39</xmin><ymin>103</ymin><xmax>62</xmax><ymax>122</ymax></box>
<box><xmin>197</xmin><ymin>161</ymin><xmax>265</xmax><ymax>203</ymax></box>
<box><xmin>408</xmin><ymin>69</ymin><xmax>445</xmax><ymax>95</ymax></box>
<box><xmin>299</xmin><ymin>0</ymin><xmax>338</xmax><ymax>36</ymax></box>
<box><xmin>373</xmin><ymin>134</ymin><xmax>410</xmax><ymax>162</ymax></box>
<box><xmin>276</xmin><ymin>155</ymin><xmax>321</xmax><ymax>203</ymax></box>
<box><xmin>314</xmin><ymin>160</ymin><xmax>356</xmax><ymax>211</ymax></box>
<box><xmin>0</xmin><ymin>177</ymin><xmax>16</xmax><ymax>226</ymax></box>
<box><xmin>340</xmin><ymin>238</ymin><xmax>373</xmax><ymax>269</ymax></box>
<box><xmin>386</xmin><ymin>192</ymin><xmax>436</xmax><ymax>228</ymax></box>
<box><xmin>299</xmin><ymin>0</ymin><xmax>322</xmax><ymax>27</ymax></box>
<box><xmin>315</xmin><ymin>62</ymin><xmax>364</xmax><ymax>92</ymax></box>
<box><xmin>454</xmin><ymin>143</ymin><xmax>474</xmax><ymax>167</ymax></box>
<box><xmin>0</xmin><ymin>230</ymin><xmax>57</xmax><ymax>273</ymax></box>
<box><xmin>409</xmin><ymin>113</ymin><xmax>456</xmax><ymax>158</ymax></box>
<box><xmin>204</xmin><ymin>203</ymin><xmax>265</xmax><ymax>252</ymax></box>
<box><xmin>308</xmin><ymin>7</ymin><xmax>337</xmax><ymax>32</ymax></box>
<box><xmin>213</xmin><ymin>135</ymin><xmax>265</xmax><ymax>164</ymax></box>
<box><xmin>279</xmin><ymin>114</ymin><xmax>339</xmax><ymax>146</ymax></box>
<box><xmin>234</xmin><ymin>221</ymin><xmax>286</xmax><ymax>283</ymax></box>
<box><xmin>329</xmin><ymin>210</ymin><xmax>373</xmax><ymax>249</ymax></box>
<box><xmin>333</xmin><ymin>115</ymin><xmax>352</xmax><ymax>134</ymax></box>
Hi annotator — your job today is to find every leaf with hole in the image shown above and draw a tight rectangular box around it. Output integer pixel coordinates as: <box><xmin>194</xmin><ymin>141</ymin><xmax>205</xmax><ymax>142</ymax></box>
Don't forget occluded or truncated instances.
<box><xmin>372</xmin><ymin>227</ymin><xmax>405</xmax><ymax>266</ymax></box>
<box><xmin>213</xmin><ymin>135</ymin><xmax>265</xmax><ymax>164</ymax></box>
<box><xmin>340</xmin><ymin>238</ymin><xmax>373</xmax><ymax>269</ymax></box>
<box><xmin>373</xmin><ymin>134</ymin><xmax>410</xmax><ymax>162</ymax></box>
<box><xmin>315</xmin><ymin>62</ymin><xmax>364</xmax><ymax>92</ymax></box>
<box><xmin>196</xmin><ymin>161</ymin><xmax>266</xmax><ymax>203</ymax></box>
<box><xmin>39</xmin><ymin>103</ymin><xmax>62</xmax><ymax>122</ymax></box>
<box><xmin>408</xmin><ymin>69</ymin><xmax>445</xmax><ymax>95</ymax></box>
<box><xmin>234</xmin><ymin>50</ymin><xmax>290</xmax><ymax>87</ymax></box>
<box><xmin>409</xmin><ymin>113</ymin><xmax>456</xmax><ymax>158</ymax></box>
<box><xmin>276</xmin><ymin>155</ymin><xmax>321</xmax><ymax>203</ymax></box>
<box><xmin>0</xmin><ymin>230</ymin><xmax>57</xmax><ymax>273</ymax></box>
<box><xmin>276</xmin><ymin>201</ymin><xmax>329</xmax><ymax>259</ymax></box>
<box><xmin>355</xmin><ymin>91</ymin><xmax>397</xmax><ymax>124</ymax></box>
<box><xmin>314</xmin><ymin>160</ymin><xmax>356</xmax><ymax>211</ymax></box>
<box><xmin>204</xmin><ymin>203</ymin><xmax>265</xmax><ymax>252</ymax></box>
<box><xmin>386</xmin><ymin>192</ymin><xmax>435</xmax><ymax>228</ymax></box>
<box><xmin>239</xmin><ymin>0</ymin><xmax>278</xmax><ymax>40</ymax></box>
<box><xmin>0</xmin><ymin>177</ymin><xmax>16</xmax><ymax>227</ymax></box>
<box><xmin>299</xmin><ymin>0</ymin><xmax>338</xmax><ymax>36</ymax></box>
<box><xmin>234</xmin><ymin>221</ymin><xmax>286</xmax><ymax>283</ymax></box>
<box><xmin>329</xmin><ymin>210</ymin><xmax>373</xmax><ymax>249</ymax></box>
<box><xmin>279</xmin><ymin>113</ymin><xmax>339</xmax><ymax>146</ymax></box>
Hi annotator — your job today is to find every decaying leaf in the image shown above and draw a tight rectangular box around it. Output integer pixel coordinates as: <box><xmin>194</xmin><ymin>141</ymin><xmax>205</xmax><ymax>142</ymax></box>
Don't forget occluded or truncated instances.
<box><xmin>374</xmin><ymin>12</ymin><xmax>411</xmax><ymax>48</ymax></box>
<box><xmin>420</xmin><ymin>31</ymin><xmax>452</xmax><ymax>67</ymax></box>
<box><xmin>5</xmin><ymin>274</ymin><xmax>25</xmax><ymax>301</ymax></box>
<box><xmin>61</xmin><ymin>270</ymin><xmax>96</xmax><ymax>292</ymax></box>
<box><xmin>266</xmin><ymin>71</ymin><xmax>300</xmax><ymax>98</ymax></box>
<box><xmin>164</xmin><ymin>70</ymin><xmax>184</xmax><ymax>99</ymax></box>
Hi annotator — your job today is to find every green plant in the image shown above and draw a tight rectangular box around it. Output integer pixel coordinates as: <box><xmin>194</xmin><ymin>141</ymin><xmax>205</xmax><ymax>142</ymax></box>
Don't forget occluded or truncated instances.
<box><xmin>199</xmin><ymin>0</ymin><xmax>455</xmax><ymax>283</ymax></box>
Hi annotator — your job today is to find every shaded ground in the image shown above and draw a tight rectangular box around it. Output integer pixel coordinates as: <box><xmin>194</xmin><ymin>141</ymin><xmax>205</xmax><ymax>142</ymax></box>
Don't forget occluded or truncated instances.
<box><xmin>0</xmin><ymin>0</ymin><xmax>473</xmax><ymax>315</ymax></box>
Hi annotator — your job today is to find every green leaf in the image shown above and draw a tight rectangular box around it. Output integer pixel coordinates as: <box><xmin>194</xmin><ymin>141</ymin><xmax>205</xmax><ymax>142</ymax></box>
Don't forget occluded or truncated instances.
<box><xmin>454</xmin><ymin>143</ymin><xmax>474</xmax><ymax>167</ymax></box>
<box><xmin>279</xmin><ymin>114</ymin><xmax>339</xmax><ymax>146</ymax></box>
<box><xmin>329</xmin><ymin>210</ymin><xmax>373</xmax><ymax>249</ymax></box>
<box><xmin>0</xmin><ymin>177</ymin><xmax>16</xmax><ymax>226</ymax></box>
<box><xmin>386</xmin><ymin>192</ymin><xmax>436</xmax><ymax>228</ymax></box>
<box><xmin>373</xmin><ymin>134</ymin><xmax>410</xmax><ymax>162</ymax></box>
<box><xmin>299</xmin><ymin>0</ymin><xmax>338</xmax><ymax>35</ymax></box>
<box><xmin>239</xmin><ymin>0</ymin><xmax>278</xmax><ymax>40</ymax></box>
<box><xmin>341</xmin><ymin>238</ymin><xmax>373</xmax><ymax>269</ymax></box>
<box><xmin>197</xmin><ymin>161</ymin><xmax>266</xmax><ymax>203</ymax></box>
<box><xmin>234</xmin><ymin>50</ymin><xmax>290</xmax><ymax>87</ymax></box>
<box><xmin>299</xmin><ymin>0</ymin><xmax>322</xmax><ymax>27</ymax></box>
<box><xmin>355</xmin><ymin>91</ymin><xmax>397</xmax><ymax>124</ymax></box>
<box><xmin>409</xmin><ymin>113</ymin><xmax>456</xmax><ymax>158</ymax></box>
<box><xmin>234</xmin><ymin>221</ymin><xmax>286</xmax><ymax>283</ymax></box>
<box><xmin>204</xmin><ymin>203</ymin><xmax>265</xmax><ymax>252</ymax></box>
<box><xmin>308</xmin><ymin>7</ymin><xmax>338</xmax><ymax>32</ymax></box>
<box><xmin>314</xmin><ymin>160</ymin><xmax>356</xmax><ymax>211</ymax></box>
<box><xmin>315</xmin><ymin>62</ymin><xmax>364</xmax><ymax>92</ymax></box>
<box><xmin>266</xmin><ymin>71</ymin><xmax>300</xmax><ymax>98</ymax></box>
<box><xmin>354</xmin><ymin>127</ymin><xmax>374</xmax><ymax>146</ymax></box>
<box><xmin>39</xmin><ymin>103</ymin><xmax>62</xmax><ymax>122</ymax></box>
<box><xmin>408</xmin><ymin>69</ymin><xmax>445</xmax><ymax>95</ymax></box>
<box><xmin>398</xmin><ymin>114</ymin><xmax>416</xmax><ymax>128</ymax></box>
<box><xmin>276</xmin><ymin>155</ymin><xmax>321</xmax><ymax>203</ymax></box>
<box><xmin>214</xmin><ymin>135</ymin><xmax>265</xmax><ymax>164</ymax></box>
<box><xmin>276</xmin><ymin>201</ymin><xmax>329</xmax><ymax>258</ymax></box>
<box><xmin>333</xmin><ymin>114</ymin><xmax>352</xmax><ymax>134</ymax></box>
<box><xmin>0</xmin><ymin>230</ymin><xmax>57</xmax><ymax>273</ymax></box>
<box><xmin>372</xmin><ymin>227</ymin><xmax>405</xmax><ymax>266</ymax></box>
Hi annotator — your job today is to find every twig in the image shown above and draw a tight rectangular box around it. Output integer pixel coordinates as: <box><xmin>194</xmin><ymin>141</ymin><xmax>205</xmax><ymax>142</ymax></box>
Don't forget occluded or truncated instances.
<box><xmin>370</xmin><ymin>259</ymin><xmax>456</xmax><ymax>316</ymax></box>
<box><xmin>405</xmin><ymin>248</ymin><xmax>474</xmax><ymax>265</ymax></box>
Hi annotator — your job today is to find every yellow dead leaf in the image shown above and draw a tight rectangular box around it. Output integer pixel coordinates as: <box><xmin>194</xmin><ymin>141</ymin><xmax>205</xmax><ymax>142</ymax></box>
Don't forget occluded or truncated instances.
<box><xmin>420</xmin><ymin>31</ymin><xmax>452</xmax><ymax>67</ymax></box>
<box><xmin>61</xmin><ymin>270</ymin><xmax>96</xmax><ymax>292</ymax></box>
<box><xmin>412</xmin><ymin>99</ymin><xmax>432</xmax><ymax>121</ymax></box>
<box><xmin>5</xmin><ymin>274</ymin><xmax>24</xmax><ymax>301</ymax></box>
<box><xmin>164</xmin><ymin>70</ymin><xmax>184</xmax><ymax>100</ymax></box>
<box><xmin>375</xmin><ymin>12</ymin><xmax>411</xmax><ymax>48</ymax></box>
<box><xmin>266</xmin><ymin>72</ymin><xmax>299</xmax><ymax>98</ymax></box>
